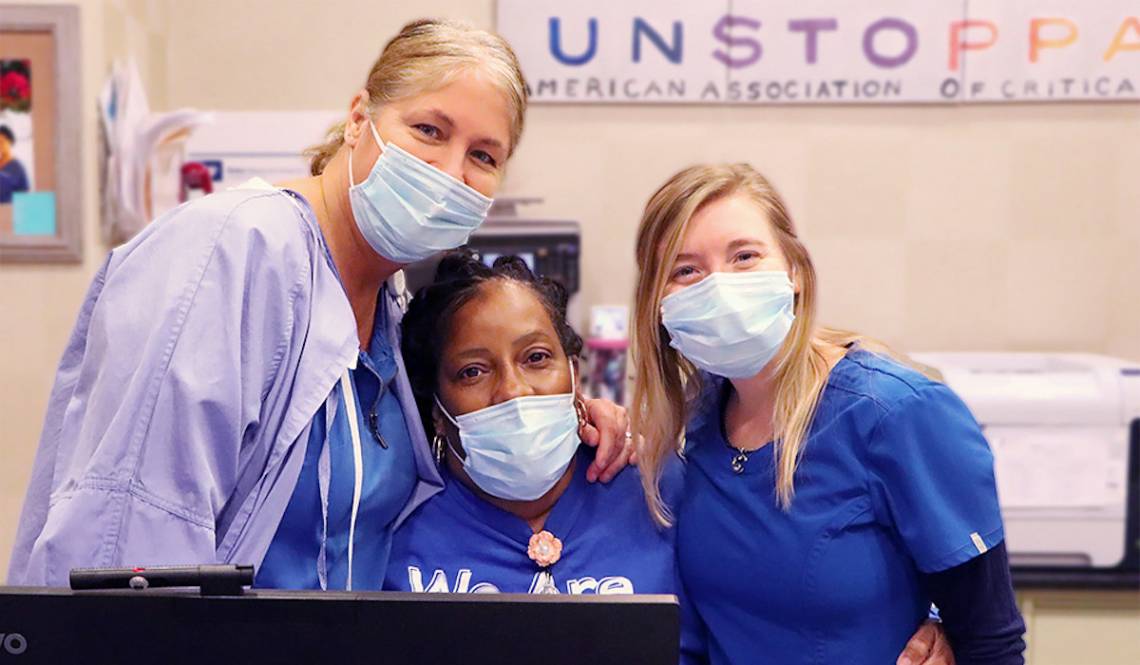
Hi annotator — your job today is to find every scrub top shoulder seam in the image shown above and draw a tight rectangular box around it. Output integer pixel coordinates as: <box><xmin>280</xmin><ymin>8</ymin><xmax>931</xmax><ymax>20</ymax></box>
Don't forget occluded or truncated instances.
<box><xmin>828</xmin><ymin>352</ymin><xmax>931</xmax><ymax>403</ymax></box>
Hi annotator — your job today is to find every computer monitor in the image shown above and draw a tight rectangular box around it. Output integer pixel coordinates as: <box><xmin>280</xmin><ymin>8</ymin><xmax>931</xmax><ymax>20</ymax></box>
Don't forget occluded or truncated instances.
<box><xmin>0</xmin><ymin>587</ymin><xmax>679</xmax><ymax>664</ymax></box>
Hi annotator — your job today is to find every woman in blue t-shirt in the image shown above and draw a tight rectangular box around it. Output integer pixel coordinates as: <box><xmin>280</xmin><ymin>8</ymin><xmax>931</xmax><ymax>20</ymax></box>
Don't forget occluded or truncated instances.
<box><xmin>386</xmin><ymin>250</ymin><xmax>709</xmax><ymax>662</ymax></box>
<box><xmin>629</xmin><ymin>163</ymin><xmax>1026</xmax><ymax>665</ymax></box>
<box><xmin>384</xmin><ymin>251</ymin><xmax>683</xmax><ymax>593</ymax></box>
<box><xmin>386</xmin><ymin>250</ymin><xmax>956</xmax><ymax>665</ymax></box>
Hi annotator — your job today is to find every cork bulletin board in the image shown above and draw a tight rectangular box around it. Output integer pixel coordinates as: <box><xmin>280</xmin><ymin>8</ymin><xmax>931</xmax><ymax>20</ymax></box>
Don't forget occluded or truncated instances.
<box><xmin>0</xmin><ymin>5</ymin><xmax>81</xmax><ymax>263</ymax></box>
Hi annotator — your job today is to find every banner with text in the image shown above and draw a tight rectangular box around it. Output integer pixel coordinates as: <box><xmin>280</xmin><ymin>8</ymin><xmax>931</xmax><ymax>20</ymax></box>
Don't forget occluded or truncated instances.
<box><xmin>496</xmin><ymin>1</ymin><xmax>1140</xmax><ymax>104</ymax></box>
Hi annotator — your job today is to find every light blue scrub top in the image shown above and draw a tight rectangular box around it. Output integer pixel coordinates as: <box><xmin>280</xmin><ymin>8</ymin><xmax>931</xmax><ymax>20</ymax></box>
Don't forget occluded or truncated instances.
<box><xmin>676</xmin><ymin>350</ymin><xmax>1005</xmax><ymax>665</ymax></box>
<box><xmin>8</xmin><ymin>186</ymin><xmax>442</xmax><ymax>588</ymax></box>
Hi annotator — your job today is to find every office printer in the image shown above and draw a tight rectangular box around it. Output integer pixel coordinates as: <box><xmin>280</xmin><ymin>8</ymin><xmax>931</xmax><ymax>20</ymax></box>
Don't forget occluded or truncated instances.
<box><xmin>910</xmin><ymin>352</ymin><xmax>1140</xmax><ymax>577</ymax></box>
<box><xmin>403</xmin><ymin>197</ymin><xmax>582</xmax><ymax>322</ymax></box>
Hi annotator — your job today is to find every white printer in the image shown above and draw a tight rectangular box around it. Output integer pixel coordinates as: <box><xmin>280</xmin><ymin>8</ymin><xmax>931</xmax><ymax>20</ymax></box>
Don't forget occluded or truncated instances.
<box><xmin>909</xmin><ymin>352</ymin><xmax>1140</xmax><ymax>569</ymax></box>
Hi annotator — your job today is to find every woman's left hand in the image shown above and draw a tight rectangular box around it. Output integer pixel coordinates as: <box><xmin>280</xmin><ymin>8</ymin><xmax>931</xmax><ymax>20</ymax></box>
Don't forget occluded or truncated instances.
<box><xmin>579</xmin><ymin>398</ymin><xmax>635</xmax><ymax>483</ymax></box>
<box><xmin>896</xmin><ymin>620</ymin><xmax>954</xmax><ymax>665</ymax></box>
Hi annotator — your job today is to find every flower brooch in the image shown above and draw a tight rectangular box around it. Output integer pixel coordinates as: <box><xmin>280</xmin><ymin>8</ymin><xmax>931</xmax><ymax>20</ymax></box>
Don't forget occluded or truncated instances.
<box><xmin>527</xmin><ymin>530</ymin><xmax>563</xmax><ymax>568</ymax></box>
<box><xmin>527</xmin><ymin>530</ymin><xmax>563</xmax><ymax>594</ymax></box>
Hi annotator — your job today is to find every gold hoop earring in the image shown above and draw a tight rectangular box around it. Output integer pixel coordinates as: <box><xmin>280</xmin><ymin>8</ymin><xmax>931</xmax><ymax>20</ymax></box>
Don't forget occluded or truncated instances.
<box><xmin>574</xmin><ymin>397</ymin><xmax>590</xmax><ymax>429</ymax></box>
<box><xmin>431</xmin><ymin>433</ymin><xmax>446</xmax><ymax>465</ymax></box>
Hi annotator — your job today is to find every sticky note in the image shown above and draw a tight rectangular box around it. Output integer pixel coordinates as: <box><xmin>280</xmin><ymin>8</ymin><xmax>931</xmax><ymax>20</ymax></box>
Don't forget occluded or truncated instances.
<box><xmin>12</xmin><ymin>191</ymin><xmax>57</xmax><ymax>236</ymax></box>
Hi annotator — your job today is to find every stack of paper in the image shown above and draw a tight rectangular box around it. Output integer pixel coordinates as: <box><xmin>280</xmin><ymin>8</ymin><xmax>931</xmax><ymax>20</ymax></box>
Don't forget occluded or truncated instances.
<box><xmin>99</xmin><ymin>59</ymin><xmax>212</xmax><ymax>242</ymax></box>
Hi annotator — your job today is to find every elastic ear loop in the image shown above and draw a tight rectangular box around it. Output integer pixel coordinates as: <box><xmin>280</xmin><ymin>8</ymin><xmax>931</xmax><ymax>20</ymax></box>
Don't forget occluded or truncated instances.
<box><xmin>567</xmin><ymin>359</ymin><xmax>590</xmax><ymax>430</ymax></box>
<box><xmin>347</xmin><ymin>118</ymin><xmax>386</xmax><ymax>189</ymax></box>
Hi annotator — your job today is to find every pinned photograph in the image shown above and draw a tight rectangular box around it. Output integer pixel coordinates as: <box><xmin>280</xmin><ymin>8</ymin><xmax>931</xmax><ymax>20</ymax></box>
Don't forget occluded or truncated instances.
<box><xmin>0</xmin><ymin>59</ymin><xmax>34</xmax><ymax>204</ymax></box>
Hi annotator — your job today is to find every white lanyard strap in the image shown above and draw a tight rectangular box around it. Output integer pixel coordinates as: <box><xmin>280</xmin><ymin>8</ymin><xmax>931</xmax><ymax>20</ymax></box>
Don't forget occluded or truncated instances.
<box><xmin>316</xmin><ymin>389</ymin><xmax>336</xmax><ymax>591</ymax></box>
<box><xmin>338</xmin><ymin>369</ymin><xmax>365</xmax><ymax>591</ymax></box>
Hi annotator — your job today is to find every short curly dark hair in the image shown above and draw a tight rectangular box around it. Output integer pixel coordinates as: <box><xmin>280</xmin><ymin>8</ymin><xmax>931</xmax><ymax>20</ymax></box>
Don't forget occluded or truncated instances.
<box><xmin>401</xmin><ymin>248</ymin><xmax>584</xmax><ymax>439</ymax></box>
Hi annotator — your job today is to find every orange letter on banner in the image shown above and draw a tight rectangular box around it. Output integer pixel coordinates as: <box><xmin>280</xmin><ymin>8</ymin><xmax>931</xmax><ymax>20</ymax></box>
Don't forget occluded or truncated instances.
<box><xmin>1104</xmin><ymin>17</ymin><xmax>1140</xmax><ymax>61</ymax></box>
<box><xmin>949</xmin><ymin>20</ymin><xmax>999</xmax><ymax>71</ymax></box>
<box><xmin>1030</xmin><ymin>18</ymin><xmax>1078</xmax><ymax>63</ymax></box>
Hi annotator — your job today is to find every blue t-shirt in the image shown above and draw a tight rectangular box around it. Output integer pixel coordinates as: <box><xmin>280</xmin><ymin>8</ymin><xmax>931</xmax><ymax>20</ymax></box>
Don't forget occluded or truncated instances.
<box><xmin>386</xmin><ymin>447</ymin><xmax>706</xmax><ymax>664</ymax></box>
<box><xmin>0</xmin><ymin>159</ymin><xmax>29</xmax><ymax>203</ymax></box>
<box><xmin>677</xmin><ymin>350</ymin><xmax>1004</xmax><ymax>665</ymax></box>
<box><xmin>257</xmin><ymin>302</ymin><xmax>417</xmax><ymax>590</ymax></box>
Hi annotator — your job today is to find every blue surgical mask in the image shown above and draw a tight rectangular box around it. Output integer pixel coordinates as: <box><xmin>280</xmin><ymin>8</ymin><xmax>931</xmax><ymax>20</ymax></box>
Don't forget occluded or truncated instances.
<box><xmin>660</xmin><ymin>271</ymin><xmax>796</xmax><ymax>379</ymax></box>
<box><xmin>347</xmin><ymin>120</ymin><xmax>493</xmax><ymax>264</ymax></box>
<box><xmin>435</xmin><ymin>362</ymin><xmax>581</xmax><ymax>501</ymax></box>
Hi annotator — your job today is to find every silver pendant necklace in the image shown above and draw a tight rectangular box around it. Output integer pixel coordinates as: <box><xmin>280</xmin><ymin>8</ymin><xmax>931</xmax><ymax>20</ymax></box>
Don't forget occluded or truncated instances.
<box><xmin>729</xmin><ymin>445</ymin><xmax>750</xmax><ymax>474</ymax></box>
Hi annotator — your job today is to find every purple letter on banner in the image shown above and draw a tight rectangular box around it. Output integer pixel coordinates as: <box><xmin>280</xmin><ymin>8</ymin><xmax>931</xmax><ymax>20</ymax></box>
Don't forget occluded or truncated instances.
<box><xmin>549</xmin><ymin>17</ymin><xmax>598</xmax><ymax>66</ymax></box>
<box><xmin>633</xmin><ymin>18</ymin><xmax>683</xmax><ymax>64</ymax></box>
<box><xmin>788</xmin><ymin>18</ymin><xmax>838</xmax><ymax>65</ymax></box>
<box><xmin>863</xmin><ymin>17</ymin><xmax>918</xmax><ymax>68</ymax></box>
<box><xmin>712</xmin><ymin>15</ymin><xmax>762</xmax><ymax>68</ymax></box>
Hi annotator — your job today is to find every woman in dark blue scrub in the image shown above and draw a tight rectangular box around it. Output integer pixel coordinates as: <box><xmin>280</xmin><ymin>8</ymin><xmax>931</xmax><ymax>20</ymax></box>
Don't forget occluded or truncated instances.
<box><xmin>630</xmin><ymin>164</ymin><xmax>1026</xmax><ymax>665</ymax></box>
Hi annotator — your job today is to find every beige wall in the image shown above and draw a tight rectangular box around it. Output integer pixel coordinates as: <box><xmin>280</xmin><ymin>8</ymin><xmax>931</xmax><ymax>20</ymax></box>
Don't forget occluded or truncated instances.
<box><xmin>1</xmin><ymin>1</ymin><xmax>1137</xmax><ymax>658</ymax></box>
<box><xmin>1019</xmin><ymin>591</ymin><xmax>1140</xmax><ymax>664</ymax></box>
<box><xmin>0</xmin><ymin>0</ymin><xmax>168</xmax><ymax>575</ymax></box>
<box><xmin>1</xmin><ymin>0</ymin><xmax>105</xmax><ymax>573</ymax></box>
<box><xmin>509</xmin><ymin>103</ymin><xmax>1140</xmax><ymax>360</ymax></box>
<box><xmin>162</xmin><ymin>2</ymin><xmax>1140</xmax><ymax>360</ymax></box>
<box><xmin>102</xmin><ymin>0</ymin><xmax>171</xmax><ymax>109</ymax></box>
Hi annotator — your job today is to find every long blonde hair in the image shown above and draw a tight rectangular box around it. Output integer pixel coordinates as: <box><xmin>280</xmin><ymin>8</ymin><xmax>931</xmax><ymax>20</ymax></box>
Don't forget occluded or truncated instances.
<box><xmin>306</xmin><ymin>18</ymin><xmax>528</xmax><ymax>175</ymax></box>
<box><xmin>632</xmin><ymin>163</ymin><xmax>891</xmax><ymax>525</ymax></box>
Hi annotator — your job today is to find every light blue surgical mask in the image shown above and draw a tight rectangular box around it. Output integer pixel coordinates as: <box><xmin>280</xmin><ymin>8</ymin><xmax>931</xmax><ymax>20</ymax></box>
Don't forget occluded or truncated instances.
<box><xmin>660</xmin><ymin>271</ymin><xmax>796</xmax><ymax>379</ymax></box>
<box><xmin>347</xmin><ymin>120</ymin><xmax>493</xmax><ymax>264</ymax></box>
<box><xmin>435</xmin><ymin>361</ymin><xmax>581</xmax><ymax>501</ymax></box>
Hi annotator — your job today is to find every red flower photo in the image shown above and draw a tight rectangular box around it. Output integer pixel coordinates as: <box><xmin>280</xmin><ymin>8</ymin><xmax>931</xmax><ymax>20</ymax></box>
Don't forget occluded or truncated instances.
<box><xmin>0</xmin><ymin>60</ymin><xmax>32</xmax><ymax>113</ymax></box>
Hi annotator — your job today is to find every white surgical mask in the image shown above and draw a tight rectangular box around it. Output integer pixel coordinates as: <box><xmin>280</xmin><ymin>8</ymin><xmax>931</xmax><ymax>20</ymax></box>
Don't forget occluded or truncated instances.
<box><xmin>660</xmin><ymin>271</ymin><xmax>795</xmax><ymax>378</ymax></box>
<box><xmin>347</xmin><ymin>120</ymin><xmax>493</xmax><ymax>264</ymax></box>
<box><xmin>436</xmin><ymin>361</ymin><xmax>581</xmax><ymax>501</ymax></box>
